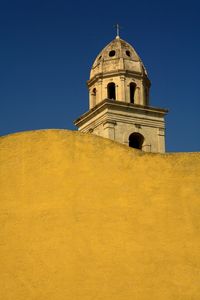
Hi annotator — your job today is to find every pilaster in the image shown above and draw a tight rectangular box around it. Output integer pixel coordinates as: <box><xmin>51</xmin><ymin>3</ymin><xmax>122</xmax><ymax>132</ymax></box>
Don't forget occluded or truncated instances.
<box><xmin>98</xmin><ymin>79</ymin><xmax>102</xmax><ymax>103</ymax></box>
<box><xmin>120</xmin><ymin>76</ymin><xmax>125</xmax><ymax>101</ymax></box>
<box><xmin>103</xmin><ymin>121</ymin><xmax>117</xmax><ymax>140</ymax></box>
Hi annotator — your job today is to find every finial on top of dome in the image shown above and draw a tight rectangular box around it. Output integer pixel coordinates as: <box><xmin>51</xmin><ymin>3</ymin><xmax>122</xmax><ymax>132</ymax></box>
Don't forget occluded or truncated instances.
<box><xmin>114</xmin><ymin>23</ymin><xmax>121</xmax><ymax>39</ymax></box>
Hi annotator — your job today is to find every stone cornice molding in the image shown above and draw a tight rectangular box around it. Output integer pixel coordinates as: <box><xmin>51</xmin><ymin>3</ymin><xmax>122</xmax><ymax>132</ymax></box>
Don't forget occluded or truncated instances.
<box><xmin>87</xmin><ymin>70</ymin><xmax>150</xmax><ymax>87</ymax></box>
<box><xmin>74</xmin><ymin>99</ymin><xmax>168</xmax><ymax>129</ymax></box>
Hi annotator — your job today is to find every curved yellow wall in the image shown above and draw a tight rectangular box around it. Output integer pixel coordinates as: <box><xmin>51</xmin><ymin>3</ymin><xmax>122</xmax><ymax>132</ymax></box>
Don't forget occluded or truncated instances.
<box><xmin>0</xmin><ymin>130</ymin><xmax>200</xmax><ymax>299</ymax></box>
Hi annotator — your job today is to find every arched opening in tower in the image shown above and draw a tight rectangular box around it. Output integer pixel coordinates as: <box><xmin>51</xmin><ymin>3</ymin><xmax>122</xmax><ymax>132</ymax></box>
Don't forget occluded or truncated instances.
<box><xmin>130</xmin><ymin>82</ymin><xmax>136</xmax><ymax>104</ymax></box>
<box><xmin>107</xmin><ymin>83</ymin><xmax>116</xmax><ymax>100</ymax></box>
<box><xmin>92</xmin><ymin>88</ymin><xmax>97</xmax><ymax>106</ymax></box>
<box><xmin>129</xmin><ymin>132</ymin><xmax>144</xmax><ymax>150</ymax></box>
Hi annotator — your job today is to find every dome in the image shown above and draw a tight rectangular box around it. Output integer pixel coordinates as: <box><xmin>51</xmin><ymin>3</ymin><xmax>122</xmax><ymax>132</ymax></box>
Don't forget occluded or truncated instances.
<box><xmin>87</xmin><ymin>36</ymin><xmax>151</xmax><ymax>109</ymax></box>
<box><xmin>89</xmin><ymin>36</ymin><xmax>148</xmax><ymax>80</ymax></box>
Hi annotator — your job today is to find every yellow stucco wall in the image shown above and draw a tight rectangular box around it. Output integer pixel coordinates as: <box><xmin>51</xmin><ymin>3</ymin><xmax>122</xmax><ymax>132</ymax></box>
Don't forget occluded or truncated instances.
<box><xmin>0</xmin><ymin>129</ymin><xmax>200</xmax><ymax>300</ymax></box>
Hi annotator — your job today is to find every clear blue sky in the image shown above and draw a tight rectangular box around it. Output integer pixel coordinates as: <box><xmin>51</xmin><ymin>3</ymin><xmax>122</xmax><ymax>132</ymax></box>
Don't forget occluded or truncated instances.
<box><xmin>0</xmin><ymin>0</ymin><xmax>200</xmax><ymax>152</ymax></box>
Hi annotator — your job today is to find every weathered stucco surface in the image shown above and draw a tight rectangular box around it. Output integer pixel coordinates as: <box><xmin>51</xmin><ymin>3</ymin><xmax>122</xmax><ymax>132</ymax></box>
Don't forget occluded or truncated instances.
<box><xmin>0</xmin><ymin>129</ymin><xmax>200</xmax><ymax>300</ymax></box>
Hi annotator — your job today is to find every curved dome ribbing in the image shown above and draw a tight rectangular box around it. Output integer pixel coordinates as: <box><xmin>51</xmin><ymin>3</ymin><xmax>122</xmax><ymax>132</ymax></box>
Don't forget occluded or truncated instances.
<box><xmin>90</xmin><ymin>37</ymin><xmax>148</xmax><ymax>80</ymax></box>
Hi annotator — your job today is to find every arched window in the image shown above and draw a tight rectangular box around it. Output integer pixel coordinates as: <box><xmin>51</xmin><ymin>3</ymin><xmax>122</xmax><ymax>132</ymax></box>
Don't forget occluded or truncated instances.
<box><xmin>129</xmin><ymin>132</ymin><xmax>144</xmax><ymax>150</ymax></box>
<box><xmin>91</xmin><ymin>88</ymin><xmax>97</xmax><ymax>106</ymax></box>
<box><xmin>130</xmin><ymin>82</ymin><xmax>136</xmax><ymax>104</ymax></box>
<box><xmin>107</xmin><ymin>82</ymin><xmax>116</xmax><ymax>100</ymax></box>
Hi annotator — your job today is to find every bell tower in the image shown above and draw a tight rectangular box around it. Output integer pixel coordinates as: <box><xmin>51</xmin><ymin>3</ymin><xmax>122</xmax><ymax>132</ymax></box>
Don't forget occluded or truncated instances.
<box><xmin>74</xmin><ymin>34</ymin><xmax>168</xmax><ymax>153</ymax></box>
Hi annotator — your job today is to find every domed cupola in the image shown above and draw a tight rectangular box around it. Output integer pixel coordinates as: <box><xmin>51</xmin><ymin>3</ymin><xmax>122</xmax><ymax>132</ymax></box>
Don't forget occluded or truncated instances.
<box><xmin>88</xmin><ymin>36</ymin><xmax>151</xmax><ymax>109</ymax></box>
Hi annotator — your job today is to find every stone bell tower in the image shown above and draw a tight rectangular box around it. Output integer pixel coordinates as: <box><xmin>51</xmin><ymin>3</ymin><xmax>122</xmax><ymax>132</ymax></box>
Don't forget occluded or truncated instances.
<box><xmin>74</xmin><ymin>34</ymin><xmax>168</xmax><ymax>153</ymax></box>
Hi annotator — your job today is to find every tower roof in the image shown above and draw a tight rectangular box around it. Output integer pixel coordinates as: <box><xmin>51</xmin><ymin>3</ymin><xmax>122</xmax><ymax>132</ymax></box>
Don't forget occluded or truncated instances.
<box><xmin>89</xmin><ymin>37</ymin><xmax>148</xmax><ymax>82</ymax></box>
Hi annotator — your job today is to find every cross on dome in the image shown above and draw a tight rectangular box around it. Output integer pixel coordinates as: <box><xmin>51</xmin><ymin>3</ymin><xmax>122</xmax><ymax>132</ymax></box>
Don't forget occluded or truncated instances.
<box><xmin>114</xmin><ymin>24</ymin><xmax>121</xmax><ymax>38</ymax></box>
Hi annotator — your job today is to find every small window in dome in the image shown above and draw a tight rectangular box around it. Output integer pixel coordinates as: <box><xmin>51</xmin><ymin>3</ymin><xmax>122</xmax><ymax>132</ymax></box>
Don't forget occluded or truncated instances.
<box><xmin>109</xmin><ymin>50</ymin><xmax>116</xmax><ymax>57</ymax></box>
<box><xmin>98</xmin><ymin>55</ymin><xmax>102</xmax><ymax>60</ymax></box>
<box><xmin>126</xmin><ymin>50</ymin><xmax>131</xmax><ymax>57</ymax></box>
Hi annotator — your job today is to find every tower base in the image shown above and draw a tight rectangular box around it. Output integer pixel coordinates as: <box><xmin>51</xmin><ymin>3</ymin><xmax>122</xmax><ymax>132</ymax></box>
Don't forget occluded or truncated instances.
<box><xmin>74</xmin><ymin>99</ymin><xmax>168</xmax><ymax>153</ymax></box>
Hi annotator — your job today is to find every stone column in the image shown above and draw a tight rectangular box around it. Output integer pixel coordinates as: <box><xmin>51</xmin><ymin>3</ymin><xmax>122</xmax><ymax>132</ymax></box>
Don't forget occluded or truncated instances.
<box><xmin>89</xmin><ymin>88</ymin><xmax>92</xmax><ymax>109</ymax></box>
<box><xmin>115</xmin><ymin>84</ymin><xmax>118</xmax><ymax>100</ymax></box>
<box><xmin>135</xmin><ymin>87</ymin><xmax>140</xmax><ymax>105</ymax></box>
<box><xmin>98</xmin><ymin>79</ymin><xmax>102</xmax><ymax>103</ymax></box>
<box><xmin>120</xmin><ymin>76</ymin><xmax>125</xmax><ymax>102</ymax></box>
<box><xmin>103</xmin><ymin>81</ymin><xmax>107</xmax><ymax>99</ymax></box>
<box><xmin>141</xmin><ymin>80</ymin><xmax>145</xmax><ymax>105</ymax></box>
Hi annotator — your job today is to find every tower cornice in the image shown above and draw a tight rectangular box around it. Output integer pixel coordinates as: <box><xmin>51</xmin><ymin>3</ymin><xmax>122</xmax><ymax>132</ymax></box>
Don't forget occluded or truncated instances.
<box><xmin>87</xmin><ymin>70</ymin><xmax>150</xmax><ymax>88</ymax></box>
<box><xmin>74</xmin><ymin>99</ymin><xmax>168</xmax><ymax>128</ymax></box>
